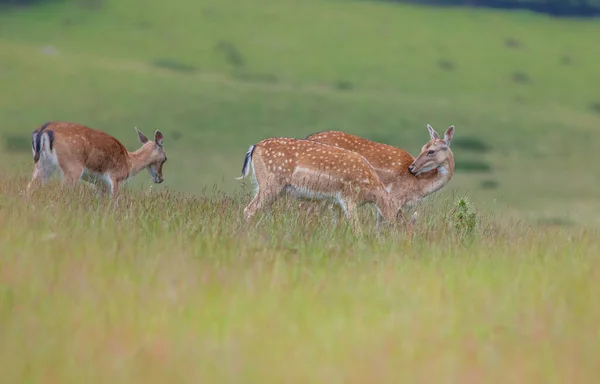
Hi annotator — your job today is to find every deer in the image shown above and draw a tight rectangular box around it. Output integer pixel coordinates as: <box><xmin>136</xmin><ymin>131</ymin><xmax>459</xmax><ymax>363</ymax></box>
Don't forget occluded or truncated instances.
<box><xmin>26</xmin><ymin>121</ymin><xmax>167</xmax><ymax>198</ymax></box>
<box><xmin>306</xmin><ymin>124</ymin><xmax>455</xmax><ymax>217</ymax></box>
<box><xmin>236</xmin><ymin>137</ymin><xmax>417</xmax><ymax>235</ymax></box>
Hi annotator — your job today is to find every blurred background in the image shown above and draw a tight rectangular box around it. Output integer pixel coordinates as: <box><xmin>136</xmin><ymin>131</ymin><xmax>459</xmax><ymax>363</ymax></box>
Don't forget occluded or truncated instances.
<box><xmin>0</xmin><ymin>0</ymin><xmax>599</xmax><ymax>226</ymax></box>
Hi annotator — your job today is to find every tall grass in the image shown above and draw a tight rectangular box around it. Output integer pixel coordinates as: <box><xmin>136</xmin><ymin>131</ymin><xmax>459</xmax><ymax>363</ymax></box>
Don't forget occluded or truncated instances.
<box><xmin>2</xmin><ymin>0</ymin><xmax>600</xmax><ymax>224</ymax></box>
<box><xmin>1</xmin><ymin>171</ymin><xmax>598</xmax><ymax>383</ymax></box>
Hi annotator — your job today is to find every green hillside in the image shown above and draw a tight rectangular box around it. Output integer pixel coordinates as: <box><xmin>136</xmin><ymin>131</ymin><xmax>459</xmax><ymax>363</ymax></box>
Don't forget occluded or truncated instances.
<box><xmin>1</xmin><ymin>0</ymin><xmax>599</xmax><ymax>224</ymax></box>
<box><xmin>2</xmin><ymin>2</ymin><xmax>600</xmax><ymax>382</ymax></box>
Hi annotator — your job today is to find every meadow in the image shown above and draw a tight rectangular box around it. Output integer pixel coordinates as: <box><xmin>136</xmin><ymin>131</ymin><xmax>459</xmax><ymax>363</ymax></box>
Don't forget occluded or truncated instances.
<box><xmin>1</xmin><ymin>0</ymin><xmax>600</xmax><ymax>382</ymax></box>
<box><xmin>2</xmin><ymin>174</ymin><xmax>599</xmax><ymax>383</ymax></box>
<box><xmin>1</xmin><ymin>0</ymin><xmax>599</xmax><ymax>223</ymax></box>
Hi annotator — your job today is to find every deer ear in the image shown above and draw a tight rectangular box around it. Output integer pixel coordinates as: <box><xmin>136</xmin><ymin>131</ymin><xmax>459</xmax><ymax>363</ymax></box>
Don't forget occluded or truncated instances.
<box><xmin>136</xmin><ymin>127</ymin><xmax>149</xmax><ymax>144</ymax></box>
<box><xmin>154</xmin><ymin>130</ymin><xmax>164</xmax><ymax>147</ymax></box>
<box><xmin>443</xmin><ymin>125</ymin><xmax>455</xmax><ymax>146</ymax></box>
<box><xmin>427</xmin><ymin>124</ymin><xmax>440</xmax><ymax>140</ymax></box>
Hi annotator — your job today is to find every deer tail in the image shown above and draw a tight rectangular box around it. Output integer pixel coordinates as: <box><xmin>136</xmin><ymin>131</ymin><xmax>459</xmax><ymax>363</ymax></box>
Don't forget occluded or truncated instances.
<box><xmin>236</xmin><ymin>145</ymin><xmax>255</xmax><ymax>180</ymax></box>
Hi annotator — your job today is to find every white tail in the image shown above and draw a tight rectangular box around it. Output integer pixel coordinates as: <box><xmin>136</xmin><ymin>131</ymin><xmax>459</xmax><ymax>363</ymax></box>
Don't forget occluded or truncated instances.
<box><xmin>236</xmin><ymin>145</ymin><xmax>255</xmax><ymax>180</ymax></box>
<box><xmin>237</xmin><ymin>137</ymin><xmax>406</xmax><ymax>234</ymax></box>
<box><xmin>27</xmin><ymin>121</ymin><xmax>167</xmax><ymax>197</ymax></box>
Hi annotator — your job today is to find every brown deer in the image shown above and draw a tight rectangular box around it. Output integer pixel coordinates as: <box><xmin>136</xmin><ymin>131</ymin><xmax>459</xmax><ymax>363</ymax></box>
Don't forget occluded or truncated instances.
<box><xmin>236</xmin><ymin>137</ymin><xmax>415</xmax><ymax>234</ymax></box>
<box><xmin>306</xmin><ymin>124</ymin><xmax>455</xmax><ymax>212</ymax></box>
<box><xmin>26</xmin><ymin>121</ymin><xmax>167</xmax><ymax>197</ymax></box>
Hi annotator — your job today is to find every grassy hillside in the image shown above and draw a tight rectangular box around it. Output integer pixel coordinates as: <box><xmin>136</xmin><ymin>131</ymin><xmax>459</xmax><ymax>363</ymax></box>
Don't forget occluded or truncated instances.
<box><xmin>0</xmin><ymin>0</ymin><xmax>599</xmax><ymax>225</ymax></box>
<box><xmin>1</xmin><ymin>174</ymin><xmax>599</xmax><ymax>383</ymax></box>
<box><xmin>1</xmin><ymin>2</ymin><xmax>600</xmax><ymax>382</ymax></box>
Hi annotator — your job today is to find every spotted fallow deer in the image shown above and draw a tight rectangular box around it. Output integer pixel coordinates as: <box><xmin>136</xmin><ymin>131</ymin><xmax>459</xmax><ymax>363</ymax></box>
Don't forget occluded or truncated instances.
<box><xmin>26</xmin><ymin>121</ymin><xmax>167</xmax><ymax>197</ymax></box>
<box><xmin>306</xmin><ymin>124</ymin><xmax>455</xmax><ymax>212</ymax></box>
<box><xmin>236</xmin><ymin>137</ymin><xmax>412</xmax><ymax>234</ymax></box>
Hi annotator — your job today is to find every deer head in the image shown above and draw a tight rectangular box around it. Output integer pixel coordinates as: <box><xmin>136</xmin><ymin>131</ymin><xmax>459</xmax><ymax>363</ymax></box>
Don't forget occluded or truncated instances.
<box><xmin>408</xmin><ymin>124</ymin><xmax>455</xmax><ymax>176</ymax></box>
<box><xmin>136</xmin><ymin>127</ymin><xmax>167</xmax><ymax>184</ymax></box>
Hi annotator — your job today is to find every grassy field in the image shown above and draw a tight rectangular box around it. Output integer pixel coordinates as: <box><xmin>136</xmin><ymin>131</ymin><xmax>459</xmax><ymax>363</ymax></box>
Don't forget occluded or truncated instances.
<box><xmin>1</xmin><ymin>0</ymin><xmax>600</xmax><ymax>382</ymax></box>
<box><xmin>1</xmin><ymin>174</ymin><xmax>599</xmax><ymax>383</ymax></box>
<box><xmin>0</xmin><ymin>0</ymin><xmax>599</xmax><ymax>224</ymax></box>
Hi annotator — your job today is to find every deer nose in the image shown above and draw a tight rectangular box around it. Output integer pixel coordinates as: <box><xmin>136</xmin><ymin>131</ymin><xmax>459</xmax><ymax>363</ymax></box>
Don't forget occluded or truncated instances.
<box><xmin>408</xmin><ymin>164</ymin><xmax>415</xmax><ymax>172</ymax></box>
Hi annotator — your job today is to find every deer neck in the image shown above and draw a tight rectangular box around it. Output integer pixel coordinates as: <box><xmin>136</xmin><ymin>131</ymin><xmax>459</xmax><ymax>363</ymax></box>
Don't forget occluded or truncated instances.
<box><xmin>127</xmin><ymin>144</ymin><xmax>154</xmax><ymax>178</ymax></box>
<box><xmin>415</xmin><ymin>152</ymin><xmax>455</xmax><ymax>198</ymax></box>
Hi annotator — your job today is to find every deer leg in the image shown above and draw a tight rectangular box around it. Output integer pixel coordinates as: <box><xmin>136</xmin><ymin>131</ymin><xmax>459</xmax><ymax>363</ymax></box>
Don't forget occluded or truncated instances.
<box><xmin>109</xmin><ymin>178</ymin><xmax>122</xmax><ymax>205</ymax></box>
<box><xmin>375</xmin><ymin>208</ymin><xmax>385</xmax><ymax>234</ymax></box>
<box><xmin>93</xmin><ymin>180</ymin><xmax>108</xmax><ymax>197</ymax></box>
<box><xmin>26</xmin><ymin>163</ymin><xmax>42</xmax><ymax>194</ymax></box>
<box><xmin>79</xmin><ymin>172</ymin><xmax>106</xmax><ymax>197</ymax></box>
<box><xmin>298</xmin><ymin>201</ymin><xmax>311</xmax><ymax>215</ymax></box>
<box><xmin>328</xmin><ymin>202</ymin><xmax>343</xmax><ymax>224</ymax></box>
<box><xmin>244</xmin><ymin>193</ymin><xmax>269</xmax><ymax>222</ymax></box>
<box><xmin>244</xmin><ymin>186</ymin><xmax>281</xmax><ymax>223</ymax></box>
<box><xmin>392</xmin><ymin>204</ymin><xmax>418</xmax><ymax>235</ymax></box>
<box><xmin>58</xmin><ymin>162</ymin><xmax>84</xmax><ymax>190</ymax></box>
<box><xmin>372</xmin><ymin>197</ymin><xmax>403</xmax><ymax>234</ymax></box>
<box><xmin>339</xmin><ymin>199</ymin><xmax>362</xmax><ymax>236</ymax></box>
<box><xmin>243</xmin><ymin>156</ymin><xmax>287</xmax><ymax>223</ymax></box>
<box><xmin>26</xmin><ymin>159</ymin><xmax>57</xmax><ymax>194</ymax></box>
<box><xmin>85</xmin><ymin>181</ymin><xmax>105</xmax><ymax>199</ymax></box>
<box><xmin>375</xmin><ymin>202</ymin><xmax>399</xmax><ymax>235</ymax></box>
<box><xmin>406</xmin><ymin>211</ymin><xmax>418</xmax><ymax>235</ymax></box>
<box><xmin>106</xmin><ymin>178</ymin><xmax>118</xmax><ymax>197</ymax></box>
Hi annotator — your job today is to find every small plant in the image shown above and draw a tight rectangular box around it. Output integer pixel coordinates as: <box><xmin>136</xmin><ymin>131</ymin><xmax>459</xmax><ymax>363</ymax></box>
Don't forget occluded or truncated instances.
<box><xmin>512</xmin><ymin>72</ymin><xmax>530</xmax><ymax>84</ymax></box>
<box><xmin>450</xmin><ymin>197</ymin><xmax>478</xmax><ymax>238</ymax></box>
<box><xmin>504</xmin><ymin>37</ymin><xmax>520</xmax><ymax>48</ymax></box>
<box><xmin>438</xmin><ymin>60</ymin><xmax>455</xmax><ymax>71</ymax></box>
<box><xmin>215</xmin><ymin>40</ymin><xmax>245</xmax><ymax>68</ymax></box>
<box><xmin>561</xmin><ymin>54</ymin><xmax>573</xmax><ymax>66</ymax></box>
<box><xmin>151</xmin><ymin>58</ymin><xmax>197</xmax><ymax>73</ymax></box>
<box><xmin>333</xmin><ymin>80</ymin><xmax>354</xmax><ymax>91</ymax></box>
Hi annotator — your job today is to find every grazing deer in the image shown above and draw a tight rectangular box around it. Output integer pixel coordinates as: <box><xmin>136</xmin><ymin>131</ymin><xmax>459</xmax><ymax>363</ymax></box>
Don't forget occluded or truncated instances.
<box><xmin>236</xmin><ymin>137</ymin><xmax>413</xmax><ymax>234</ymax></box>
<box><xmin>306</xmin><ymin>124</ymin><xmax>455</xmax><ymax>212</ymax></box>
<box><xmin>26</xmin><ymin>121</ymin><xmax>167</xmax><ymax>197</ymax></box>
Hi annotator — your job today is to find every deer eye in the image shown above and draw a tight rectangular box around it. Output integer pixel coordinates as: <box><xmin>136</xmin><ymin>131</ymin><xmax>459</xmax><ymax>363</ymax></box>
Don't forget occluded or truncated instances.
<box><xmin>427</xmin><ymin>149</ymin><xmax>435</xmax><ymax>156</ymax></box>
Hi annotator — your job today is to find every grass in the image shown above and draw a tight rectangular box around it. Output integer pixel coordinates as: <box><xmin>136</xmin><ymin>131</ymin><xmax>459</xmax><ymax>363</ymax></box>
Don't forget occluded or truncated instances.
<box><xmin>0</xmin><ymin>0</ymin><xmax>599</xmax><ymax>224</ymax></box>
<box><xmin>1</xmin><ymin>172</ymin><xmax>599</xmax><ymax>383</ymax></box>
<box><xmin>1</xmin><ymin>0</ymin><xmax>600</xmax><ymax>381</ymax></box>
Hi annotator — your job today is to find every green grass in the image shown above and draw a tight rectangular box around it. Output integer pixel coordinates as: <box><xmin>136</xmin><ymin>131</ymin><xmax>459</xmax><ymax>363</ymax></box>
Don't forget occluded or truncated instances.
<box><xmin>1</xmin><ymin>1</ymin><xmax>600</xmax><ymax>381</ymax></box>
<box><xmin>0</xmin><ymin>0</ymin><xmax>599</xmax><ymax>224</ymax></box>
<box><xmin>1</xmin><ymin>173</ymin><xmax>599</xmax><ymax>383</ymax></box>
